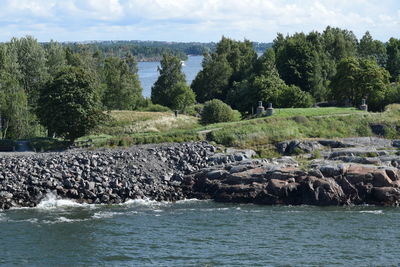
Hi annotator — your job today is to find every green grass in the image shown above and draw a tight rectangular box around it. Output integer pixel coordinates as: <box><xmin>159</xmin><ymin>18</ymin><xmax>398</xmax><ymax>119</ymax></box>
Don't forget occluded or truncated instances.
<box><xmin>51</xmin><ymin>105</ymin><xmax>400</xmax><ymax>150</ymax></box>
<box><xmin>95</xmin><ymin>110</ymin><xmax>199</xmax><ymax>136</ymax></box>
<box><xmin>262</xmin><ymin>107</ymin><xmax>363</xmax><ymax>118</ymax></box>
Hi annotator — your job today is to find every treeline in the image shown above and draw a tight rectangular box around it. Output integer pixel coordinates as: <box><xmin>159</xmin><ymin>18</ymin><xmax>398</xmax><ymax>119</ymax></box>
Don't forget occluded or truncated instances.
<box><xmin>1</xmin><ymin>27</ymin><xmax>400</xmax><ymax>141</ymax></box>
<box><xmin>60</xmin><ymin>40</ymin><xmax>191</xmax><ymax>61</ymax></box>
<box><xmin>190</xmin><ymin>27</ymin><xmax>400</xmax><ymax>113</ymax></box>
<box><xmin>55</xmin><ymin>40</ymin><xmax>272</xmax><ymax>62</ymax></box>
<box><xmin>0</xmin><ymin>36</ymin><xmax>145</xmax><ymax>140</ymax></box>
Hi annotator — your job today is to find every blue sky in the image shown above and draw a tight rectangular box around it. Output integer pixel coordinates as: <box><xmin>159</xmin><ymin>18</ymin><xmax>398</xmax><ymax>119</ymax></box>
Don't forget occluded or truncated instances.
<box><xmin>0</xmin><ymin>0</ymin><xmax>399</xmax><ymax>42</ymax></box>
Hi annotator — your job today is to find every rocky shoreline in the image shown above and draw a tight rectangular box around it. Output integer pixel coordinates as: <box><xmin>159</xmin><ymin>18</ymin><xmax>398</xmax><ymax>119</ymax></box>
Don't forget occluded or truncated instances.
<box><xmin>1</xmin><ymin>138</ymin><xmax>400</xmax><ymax>209</ymax></box>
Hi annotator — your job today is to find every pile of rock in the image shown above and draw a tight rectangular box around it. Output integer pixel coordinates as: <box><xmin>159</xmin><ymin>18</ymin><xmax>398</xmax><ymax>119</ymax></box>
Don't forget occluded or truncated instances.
<box><xmin>0</xmin><ymin>142</ymin><xmax>238</xmax><ymax>209</ymax></box>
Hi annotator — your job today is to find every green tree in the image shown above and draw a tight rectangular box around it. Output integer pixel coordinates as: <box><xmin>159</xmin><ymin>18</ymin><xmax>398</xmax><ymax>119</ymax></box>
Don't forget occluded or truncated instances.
<box><xmin>169</xmin><ymin>81</ymin><xmax>196</xmax><ymax>111</ymax></box>
<box><xmin>227</xmin><ymin>47</ymin><xmax>313</xmax><ymax>113</ymax></box>
<box><xmin>191</xmin><ymin>37</ymin><xmax>257</xmax><ymax>103</ymax></box>
<box><xmin>386</xmin><ymin>38</ymin><xmax>400</xmax><ymax>82</ymax></box>
<box><xmin>102</xmin><ymin>55</ymin><xmax>143</xmax><ymax>110</ymax></box>
<box><xmin>37</xmin><ymin>66</ymin><xmax>103</xmax><ymax>142</ymax></box>
<box><xmin>191</xmin><ymin>54</ymin><xmax>232</xmax><ymax>102</ymax></box>
<box><xmin>10</xmin><ymin>36</ymin><xmax>48</xmax><ymax>107</ymax></box>
<box><xmin>274</xmin><ymin>32</ymin><xmax>329</xmax><ymax>101</ymax></box>
<box><xmin>358</xmin><ymin>31</ymin><xmax>387</xmax><ymax>67</ymax></box>
<box><xmin>45</xmin><ymin>40</ymin><xmax>66</xmax><ymax>78</ymax></box>
<box><xmin>322</xmin><ymin>26</ymin><xmax>358</xmax><ymax>62</ymax></box>
<box><xmin>151</xmin><ymin>54</ymin><xmax>195</xmax><ymax>110</ymax></box>
<box><xmin>0</xmin><ymin>43</ymin><xmax>34</xmax><ymax>139</ymax></box>
<box><xmin>331</xmin><ymin>57</ymin><xmax>390</xmax><ymax>111</ymax></box>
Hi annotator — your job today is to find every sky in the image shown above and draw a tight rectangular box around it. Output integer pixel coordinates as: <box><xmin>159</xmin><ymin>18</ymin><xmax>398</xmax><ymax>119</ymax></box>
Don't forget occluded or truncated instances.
<box><xmin>0</xmin><ymin>0</ymin><xmax>399</xmax><ymax>43</ymax></box>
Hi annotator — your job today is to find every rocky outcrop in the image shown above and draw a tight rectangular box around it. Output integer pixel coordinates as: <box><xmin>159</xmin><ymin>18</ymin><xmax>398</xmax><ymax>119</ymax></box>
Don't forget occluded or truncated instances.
<box><xmin>181</xmin><ymin>161</ymin><xmax>400</xmax><ymax>206</ymax></box>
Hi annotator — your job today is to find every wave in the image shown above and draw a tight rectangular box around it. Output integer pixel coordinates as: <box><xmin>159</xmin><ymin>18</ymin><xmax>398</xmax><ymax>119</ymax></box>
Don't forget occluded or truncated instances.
<box><xmin>121</xmin><ymin>198</ymin><xmax>205</xmax><ymax>207</ymax></box>
<box><xmin>92</xmin><ymin>211</ymin><xmax>125</xmax><ymax>219</ymax></box>
<box><xmin>359</xmin><ymin>210</ymin><xmax>383</xmax><ymax>214</ymax></box>
<box><xmin>36</xmin><ymin>193</ymin><xmax>89</xmax><ymax>210</ymax></box>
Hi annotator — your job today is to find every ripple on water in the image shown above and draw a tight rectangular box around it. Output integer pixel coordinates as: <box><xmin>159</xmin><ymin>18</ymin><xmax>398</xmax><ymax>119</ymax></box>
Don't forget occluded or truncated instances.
<box><xmin>359</xmin><ymin>210</ymin><xmax>384</xmax><ymax>214</ymax></box>
<box><xmin>0</xmin><ymin>201</ymin><xmax>399</xmax><ymax>266</ymax></box>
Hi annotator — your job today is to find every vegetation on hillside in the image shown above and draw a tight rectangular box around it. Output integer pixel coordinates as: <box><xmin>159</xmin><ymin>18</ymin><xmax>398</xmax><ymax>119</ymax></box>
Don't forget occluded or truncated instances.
<box><xmin>191</xmin><ymin>27</ymin><xmax>400</xmax><ymax>113</ymax></box>
<box><xmin>77</xmin><ymin>105</ymin><xmax>400</xmax><ymax>150</ymax></box>
<box><xmin>0</xmin><ymin>26</ymin><xmax>399</xmax><ymax>148</ymax></box>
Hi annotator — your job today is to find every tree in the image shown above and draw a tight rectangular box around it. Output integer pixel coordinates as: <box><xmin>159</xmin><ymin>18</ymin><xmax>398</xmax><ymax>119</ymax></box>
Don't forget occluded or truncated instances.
<box><xmin>227</xmin><ymin>46</ymin><xmax>314</xmax><ymax>113</ymax></box>
<box><xmin>274</xmin><ymin>31</ymin><xmax>330</xmax><ymax>101</ymax></box>
<box><xmin>102</xmin><ymin>55</ymin><xmax>143</xmax><ymax>110</ymax></box>
<box><xmin>151</xmin><ymin>54</ymin><xmax>195</xmax><ymax>110</ymax></box>
<box><xmin>191</xmin><ymin>54</ymin><xmax>232</xmax><ymax>102</ymax></box>
<box><xmin>386</xmin><ymin>38</ymin><xmax>400</xmax><ymax>82</ymax></box>
<box><xmin>358</xmin><ymin>31</ymin><xmax>387</xmax><ymax>67</ymax></box>
<box><xmin>0</xmin><ymin>43</ymin><xmax>32</xmax><ymax>139</ymax></box>
<box><xmin>322</xmin><ymin>26</ymin><xmax>358</xmax><ymax>62</ymax></box>
<box><xmin>191</xmin><ymin>37</ymin><xmax>257</xmax><ymax>103</ymax></box>
<box><xmin>168</xmin><ymin>81</ymin><xmax>196</xmax><ymax>111</ymax></box>
<box><xmin>10</xmin><ymin>36</ymin><xmax>48</xmax><ymax>107</ymax></box>
<box><xmin>45</xmin><ymin>40</ymin><xmax>66</xmax><ymax>78</ymax></box>
<box><xmin>330</xmin><ymin>57</ymin><xmax>390</xmax><ymax>111</ymax></box>
<box><xmin>37</xmin><ymin>66</ymin><xmax>103</xmax><ymax>142</ymax></box>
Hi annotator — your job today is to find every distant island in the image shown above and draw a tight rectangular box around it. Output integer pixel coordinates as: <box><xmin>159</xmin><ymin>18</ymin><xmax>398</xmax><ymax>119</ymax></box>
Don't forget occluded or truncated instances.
<box><xmin>45</xmin><ymin>40</ymin><xmax>272</xmax><ymax>62</ymax></box>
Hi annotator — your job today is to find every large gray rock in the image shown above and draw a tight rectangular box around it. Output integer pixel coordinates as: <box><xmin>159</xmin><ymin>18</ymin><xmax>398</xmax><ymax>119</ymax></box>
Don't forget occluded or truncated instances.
<box><xmin>276</xmin><ymin>140</ymin><xmax>322</xmax><ymax>155</ymax></box>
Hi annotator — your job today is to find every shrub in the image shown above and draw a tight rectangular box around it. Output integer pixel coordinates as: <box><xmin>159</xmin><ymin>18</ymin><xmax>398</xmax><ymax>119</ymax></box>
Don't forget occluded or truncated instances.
<box><xmin>200</xmin><ymin>99</ymin><xmax>241</xmax><ymax>124</ymax></box>
<box><xmin>277</xmin><ymin>85</ymin><xmax>314</xmax><ymax>108</ymax></box>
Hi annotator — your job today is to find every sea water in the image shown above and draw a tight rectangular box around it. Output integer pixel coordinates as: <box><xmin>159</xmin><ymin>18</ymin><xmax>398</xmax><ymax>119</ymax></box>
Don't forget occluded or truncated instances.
<box><xmin>0</xmin><ymin>195</ymin><xmax>399</xmax><ymax>266</ymax></box>
<box><xmin>138</xmin><ymin>55</ymin><xmax>203</xmax><ymax>98</ymax></box>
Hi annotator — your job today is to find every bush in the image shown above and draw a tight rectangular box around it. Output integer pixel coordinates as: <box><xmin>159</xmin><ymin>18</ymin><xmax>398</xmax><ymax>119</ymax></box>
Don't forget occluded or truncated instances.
<box><xmin>277</xmin><ymin>85</ymin><xmax>314</xmax><ymax>108</ymax></box>
<box><xmin>200</xmin><ymin>99</ymin><xmax>241</xmax><ymax>124</ymax></box>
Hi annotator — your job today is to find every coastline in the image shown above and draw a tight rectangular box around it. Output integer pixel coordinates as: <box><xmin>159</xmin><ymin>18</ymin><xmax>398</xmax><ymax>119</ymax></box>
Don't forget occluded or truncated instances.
<box><xmin>0</xmin><ymin>139</ymin><xmax>399</xmax><ymax>210</ymax></box>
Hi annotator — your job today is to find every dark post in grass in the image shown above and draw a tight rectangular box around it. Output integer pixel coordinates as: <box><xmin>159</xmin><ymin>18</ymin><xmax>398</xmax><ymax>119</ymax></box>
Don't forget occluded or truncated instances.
<box><xmin>266</xmin><ymin>103</ymin><xmax>274</xmax><ymax>116</ymax></box>
<box><xmin>360</xmin><ymin>99</ymin><xmax>368</xmax><ymax>112</ymax></box>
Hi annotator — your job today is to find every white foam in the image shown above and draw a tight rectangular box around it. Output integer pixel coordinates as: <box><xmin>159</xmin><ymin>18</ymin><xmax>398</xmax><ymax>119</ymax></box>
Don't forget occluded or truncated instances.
<box><xmin>122</xmin><ymin>198</ymin><xmax>162</xmax><ymax>206</ymax></box>
<box><xmin>121</xmin><ymin>198</ymin><xmax>207</xmax><ymax>207</ymax></box>
<box><xmin>36</xmin><ymin>193</ymin><xmax>86</xmax><ymax>209</ymax></box>
<box><xmin>92</xmin><ymin>211</ymin><xmax>124</xmax><ymax>219</ymax></box>
<box><xmin>153</xmin><ymin>209</ymin><xmax>163</xmax><ymax>213</ymax></box>
<box><xmin>359</xmin><ymin>210</ymin><xmax>383</xmax><ymax>214</ymax></box>
<box><xmin>93</xmin><ymin>210</ymin><xmax>140</xmax><ymax>219</ymax></box>
<box><xmin>175</xmin><ymin>198</ymin><xmax>204</xmax><ymax>204</ymax></box>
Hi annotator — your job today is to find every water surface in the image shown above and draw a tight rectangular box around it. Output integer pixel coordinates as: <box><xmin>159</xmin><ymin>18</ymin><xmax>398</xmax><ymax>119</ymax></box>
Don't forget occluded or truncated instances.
<box><xmin>1</xmin><ymin>196</ymin><xmax>399</xmax><ymax>266</ymax></box>
<box><xmin>138</xmin><ymin>55</ymin><xmax>203</xmax><ymax>98</ymax></box>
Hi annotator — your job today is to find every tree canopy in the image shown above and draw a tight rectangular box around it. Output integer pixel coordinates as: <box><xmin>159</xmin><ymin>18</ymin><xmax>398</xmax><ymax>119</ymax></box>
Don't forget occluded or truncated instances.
<box><xmin>151</xmin><ymin>54</ymin><xmax>196</xmax><ymax>110</ymax></box>
<box><xmin>37</xmin><ymin>66</ymin><xmax>103</xmax><ymax>141</ymax></box>
<box><xmin>330</xmin><ymin>57</ymin><xmax>390</xmax><ymax>111</ymax></box>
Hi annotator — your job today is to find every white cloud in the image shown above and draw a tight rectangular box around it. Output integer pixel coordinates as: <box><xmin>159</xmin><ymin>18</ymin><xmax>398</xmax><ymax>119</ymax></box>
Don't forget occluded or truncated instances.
<box><xmin>0</xmin><ymin>0</ymin><xmax>398</xmax><ymax>42</ymax></box>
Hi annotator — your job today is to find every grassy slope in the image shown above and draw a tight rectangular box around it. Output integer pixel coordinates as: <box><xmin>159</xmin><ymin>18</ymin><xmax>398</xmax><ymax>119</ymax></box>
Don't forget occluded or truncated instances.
<box><xmin>76</xmin><ymin>105</ymin><xmax>400</xmax><ymax>149</ymax></box>
<box><xmin>29</xmin><ymin>105</ymin><xmax>400</xmax><ymax>151</ymax></box>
